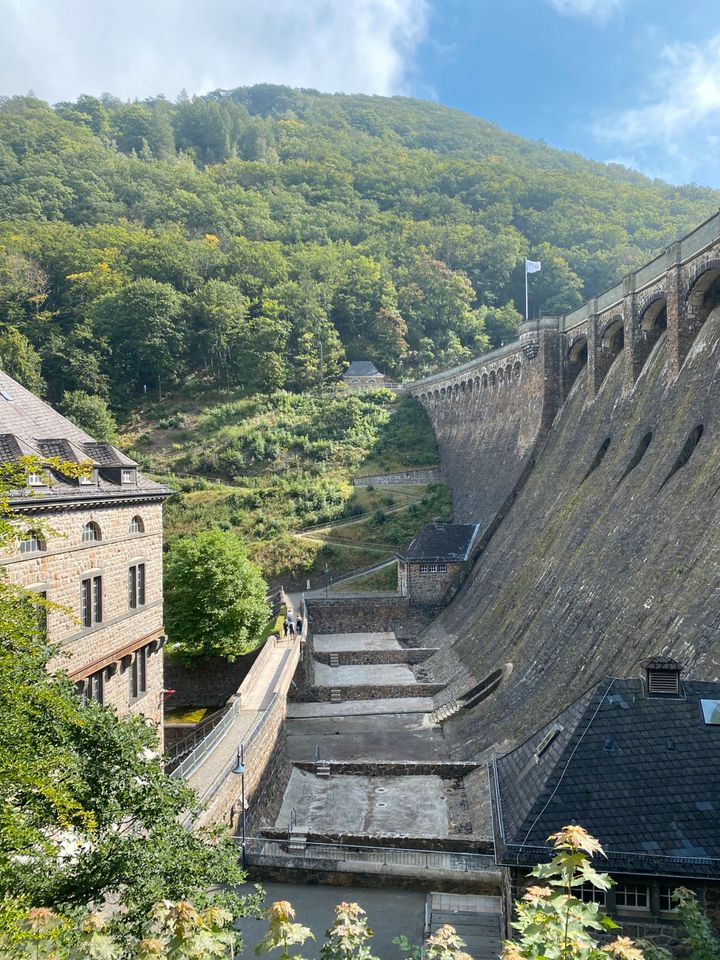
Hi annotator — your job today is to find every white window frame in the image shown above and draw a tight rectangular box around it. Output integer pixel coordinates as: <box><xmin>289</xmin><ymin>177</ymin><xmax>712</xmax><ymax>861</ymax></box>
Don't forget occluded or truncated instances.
<box><xmin>121</xmin><ymin>469</ymin><xmax>135</xmax><ymax>484</ymax></box>
<box><xmin>614</xmin><ymin>882</ymin><xmax>650</xmax><ymax>911</ymax></box>
<box><xmin>27</xmin><ymin>472</ymin><xmax>46</xmax><ymax>486</ymax></box>
<box><xmin>20</xmin><ymin>532</ymin><xmax>45</xmax><ymax>554</ymax></box>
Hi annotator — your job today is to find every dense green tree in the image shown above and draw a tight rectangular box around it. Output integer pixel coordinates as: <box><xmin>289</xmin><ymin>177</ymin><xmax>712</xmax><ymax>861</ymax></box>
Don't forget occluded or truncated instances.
<box><xmin>92</xmin><ymin>278</ymin><xmax>184</xmax><ymax>401</ymax></box>
<box><xmin>0</xmin><ymin>327</ymin><xmax>45</xmax><ymax>392</ymax></box>
<box><xmin>187</xmin><ymin>278</ymin><xmax>249</xmax><ymax>386</ymax></box>
<box><xmin>164</xmin><ymin>529</ymin><xmax>270</xmax><ymax>660</ymax></box>
<box><xmin>59</xmin><ymin>390</ymin><xmax>117</xmax><ymax>440</ymax></box>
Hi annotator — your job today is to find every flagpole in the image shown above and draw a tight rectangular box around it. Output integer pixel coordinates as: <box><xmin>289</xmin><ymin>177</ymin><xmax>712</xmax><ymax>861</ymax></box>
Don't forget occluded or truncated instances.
<box><xmin>525</xmin><ymin>263</ymin><xmax>529</xmax><ymax>322</ymax></box>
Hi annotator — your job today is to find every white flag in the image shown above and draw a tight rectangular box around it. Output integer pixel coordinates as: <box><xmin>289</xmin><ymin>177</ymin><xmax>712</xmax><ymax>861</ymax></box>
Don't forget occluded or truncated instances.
<box><xmin>525</xmin><ymin>259</ymin><xmax>542</xmax><ymax>274</ymax></box>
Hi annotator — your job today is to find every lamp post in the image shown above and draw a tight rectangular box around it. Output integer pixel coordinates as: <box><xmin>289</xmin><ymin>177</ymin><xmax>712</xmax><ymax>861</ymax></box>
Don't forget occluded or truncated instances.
<box><xmin>232</xmin><ymin>744</ymin><xmax>247</xmax><ymax>870</ymax></box>
<box><xmin>324</xmin><ymin>562</ymin><xmax>330</xmax><ymax>599</ymax></box>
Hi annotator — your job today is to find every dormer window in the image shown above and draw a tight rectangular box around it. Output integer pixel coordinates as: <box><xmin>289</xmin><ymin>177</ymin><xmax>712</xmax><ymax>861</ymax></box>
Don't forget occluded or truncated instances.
<box><xmin>121</xmin><ymin>469</ymin><xmax>135</xmax><ymax>484</ymax></box>
<box><xmin>79</xmin><ymin>473</ymin><xmax>95</xmax><ymax>486</ymax></box>
<box><xmin>641</xmin><ymin>655</ymin><xmax>682</xmax><ymax>697</ymax></box>
<box><xmin>27</xmin><ymin>472</ymin><xmax>46</xmax><ymax>487</ymax></box>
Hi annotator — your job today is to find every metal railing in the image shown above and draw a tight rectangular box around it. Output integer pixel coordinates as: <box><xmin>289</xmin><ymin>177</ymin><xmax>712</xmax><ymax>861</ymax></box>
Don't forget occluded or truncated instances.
<box><xmin>164</xmin><ymin>704</ymin><xmax>233</xmax><ymax>773</ymax></box>
<box><xmin>169</xmin><ymin>699</ymin><xmax>239</xmax><ymax>780</ymax></box>
<box><xmin>238</xmin><ymin>836</ymin><xmax>496</xmax><ymax>874</ymax></box>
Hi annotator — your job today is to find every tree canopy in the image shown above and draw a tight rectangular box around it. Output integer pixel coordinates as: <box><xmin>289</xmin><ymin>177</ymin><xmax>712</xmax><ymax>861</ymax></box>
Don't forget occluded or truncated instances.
<box><xmin>0</xmin><ymin>85</ymin><xmax>716</xmax><ymax>410</ymax></box>
<box><xmin>164</xmin><ymin>529</ymin><xmax>270</xmax><ymax>660</ymax></box>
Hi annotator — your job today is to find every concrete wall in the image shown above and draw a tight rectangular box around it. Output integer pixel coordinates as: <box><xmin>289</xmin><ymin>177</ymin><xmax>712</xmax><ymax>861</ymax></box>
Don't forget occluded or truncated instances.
<box><xmin>165</xmin><ymin>648</ymin><xmax>261</xmax><ymax>709</ymax></box>
<box><xmin>2</xmin><ymin>500</ymin><xmax>166</xmax><ymax>728</ymax></box>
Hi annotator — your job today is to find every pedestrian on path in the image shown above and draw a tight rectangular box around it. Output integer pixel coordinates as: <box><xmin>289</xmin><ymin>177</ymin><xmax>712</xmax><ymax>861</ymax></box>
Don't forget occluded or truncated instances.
<box><xmin>288</xmin><ymin>618</ymin><xmax>296</xmax><ymax>639</ymax></box>
<box><xmin>296</xmin><ymin>615</ymin><xmax>303</xmax><ymax>636</ymax></box>
<box><xmin>283</xmin><ymin>618</ymin><xmax>289</xmax><ymax>638</ymax></box>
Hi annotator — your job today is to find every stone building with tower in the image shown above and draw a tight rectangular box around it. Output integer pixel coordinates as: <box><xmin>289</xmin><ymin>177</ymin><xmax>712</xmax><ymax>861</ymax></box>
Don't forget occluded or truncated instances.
<box><xmin>0</xmin><ymin>371</ymin><xmax>170</xmax><ymax>739</ymax></box>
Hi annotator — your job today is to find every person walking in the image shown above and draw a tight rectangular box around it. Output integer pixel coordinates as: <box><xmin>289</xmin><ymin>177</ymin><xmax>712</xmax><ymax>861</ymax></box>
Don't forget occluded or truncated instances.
<box><xmin>283</xmin><ymin>618</ymin><xmax>289</xmax><ymax>638</ymax></box>
<box><xmin>288</xmin><ymin>617</ymin><xmax>296</xmax><ymax>639</ymax></box>
<box><xmin>296</xmin><ymin>615</ymin><xmax>303</xmax><ymax>636</ymax></box>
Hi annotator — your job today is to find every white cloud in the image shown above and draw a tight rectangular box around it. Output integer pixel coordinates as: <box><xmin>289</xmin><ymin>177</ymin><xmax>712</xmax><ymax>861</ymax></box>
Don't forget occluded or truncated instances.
<box><xmin>546</xmin><ymin>0</ymin><xmax>626</xmax><ymax>24</ymax></box>
<box><xmin>0</xmin><ymin>0</ymin><xmax>429</xmax><ymax>103</ymax></box>
<box><xmin>592</xmin><ymin>34</ymin><xmax>720</xmax><ymax>184</ymax></box>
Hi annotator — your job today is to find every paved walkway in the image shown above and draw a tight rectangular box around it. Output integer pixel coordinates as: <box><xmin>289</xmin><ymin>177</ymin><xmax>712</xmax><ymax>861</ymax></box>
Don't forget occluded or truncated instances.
<box><xmin>314</xmin><ymin>631</ymin><xmax>401</xmax><ymax>652</ymax></box>
<box><xmin>287</xmin><ymin>696</ymin><xmax>434</xmax><ymax>718</ymax></box>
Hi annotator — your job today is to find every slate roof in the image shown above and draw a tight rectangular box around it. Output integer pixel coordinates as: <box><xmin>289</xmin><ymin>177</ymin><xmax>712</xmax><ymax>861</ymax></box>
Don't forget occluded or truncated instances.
<box><xmin>489</xmin><ymin>674</ymin><xmax>720</xmax><ymax>879</ymax></box>
<box><xmin>343</xmin><ymin>361</ymin><xmax>384</xmax><ymax>378</ymax></box>
<box><xmin>399</xmin><ymin>522</ymin><xmax>480</xmax><ymax>561</ymax></box>
<box><xmin>0</xmin><ymin>370</ymin><xmax>169</xmax><ymax>507</ymax></box>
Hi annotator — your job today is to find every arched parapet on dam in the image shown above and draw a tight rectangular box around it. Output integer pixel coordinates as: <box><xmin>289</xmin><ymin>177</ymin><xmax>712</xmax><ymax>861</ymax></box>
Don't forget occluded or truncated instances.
<box><xmin>561</xmin><ymin>210</ymin><xmax>720</xmax><ymax>396</ymax></box>
<box><xmin>407</xmin><ymin>318</ymin><xmax>562</xmax><ymax>525</ymax></box>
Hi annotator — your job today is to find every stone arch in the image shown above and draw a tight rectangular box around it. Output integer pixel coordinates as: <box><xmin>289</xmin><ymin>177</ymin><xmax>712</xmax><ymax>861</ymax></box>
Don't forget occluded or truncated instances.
<box><xmin>683</xmin><ymin>260</ymin><xmax>720</xmax><ymax>362</ymax></box>
<box><xmin>600</xmin><ymin>314</ymin><xmax>625</xmax><ymax>353</ymax></box>
<box><xmin>496</xmin><ymin>367</ymin><xmax>504</xmax><ymax>384</ymax></box>
<box><xmin>481</xmin><ymin>373</ymin><xmax>488</xmax><ymax>389</ymax></box>
<box><xmin>433</xmin><ymin>389</ymin><xmax>439</xmax><ymax>401</ymax></box>
<box><xmin>635</xmin><ymin>294</ymin><xmax>667</xmax><ymax>372</ymax></box>
<box><xmin>505</xmin><ymin>363</ymin><xmax>512</xmax><ymax>383</ymax></box>
<box><xmin>564</xmin><ymin>334</ymin><xmax>588</xmax><ymax>397</ymax></box>
<box><xmin>440</xmin><ymin>387</ymin><xmax>446</xmax><ymax>399</ymax></box>
<box><xmin>488</xmin><ymin>370</ymin><xmax>496</xmax><ymax>386</ymax></box>
<box><xmin>513</xmin><ymin>360</ymin><xmax>521</xmax><ymax>380</ymax></box>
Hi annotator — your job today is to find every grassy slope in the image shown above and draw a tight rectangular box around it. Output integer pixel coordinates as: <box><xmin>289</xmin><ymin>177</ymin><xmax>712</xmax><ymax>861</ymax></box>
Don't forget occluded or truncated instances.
<box><xmin>126</xmin><ymin>389</ymin><xmax>449</xmax><ymax>587</ymax></box>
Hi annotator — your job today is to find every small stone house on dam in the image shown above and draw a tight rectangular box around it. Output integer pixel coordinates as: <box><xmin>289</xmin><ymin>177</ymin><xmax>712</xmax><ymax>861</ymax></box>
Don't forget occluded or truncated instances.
<box><xmin>0</xmin><ymin>371</ymin><xmax>170</xmax><ymax>738</ymax></box>
<box><xmin>489</xmin><ymin>657</ymin><xmax>720</xmax><ymax>947</ymax></box>
<box><xmin>397</xmin><ymin>520</ymin><xmax>480</xmax><ymax>604</ymax></box>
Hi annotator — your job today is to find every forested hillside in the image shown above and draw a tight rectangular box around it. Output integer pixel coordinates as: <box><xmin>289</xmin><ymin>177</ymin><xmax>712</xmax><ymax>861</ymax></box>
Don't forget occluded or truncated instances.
<box><xmin>0</xmin><ymin>84</ymin><xmax>717</xmax><ymax>406</ymax></box>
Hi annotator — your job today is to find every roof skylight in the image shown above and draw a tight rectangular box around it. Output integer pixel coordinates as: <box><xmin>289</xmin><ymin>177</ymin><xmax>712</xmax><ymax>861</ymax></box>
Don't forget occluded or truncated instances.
<box><xmin>701</xmin><ymin>700</ymin><xmax>720</xmax><ymax>725</ymax></box>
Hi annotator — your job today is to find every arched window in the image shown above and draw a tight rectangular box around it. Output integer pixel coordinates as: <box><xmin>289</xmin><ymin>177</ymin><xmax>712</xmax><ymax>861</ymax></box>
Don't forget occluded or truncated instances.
<box><xmin>82</xmin><ymin>521</ymin><xmax>101</xmax><ymax>543</ymax></box>
<box><xmin>129</xmin><ymin>515</ymin><xmax>144</xmax><ymax>534</ymax></box>
<box><xmin>20</xmin><ymin>531</ymin><xmax>46</xmax><ymax>555</ymax></box>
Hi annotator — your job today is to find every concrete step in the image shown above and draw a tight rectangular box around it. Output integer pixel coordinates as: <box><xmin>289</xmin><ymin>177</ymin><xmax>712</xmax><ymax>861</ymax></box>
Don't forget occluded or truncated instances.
<box><xmin>330</xmin><ymin>689</ymin><xmax>342</xmax><ymax>703</ymax></box>
<box><xmin>329</xmin><ymin>652</ymin><xmax>340</xmax><ymax>667</ymax></box>
<box><xmin>316</xmin><ymin>764</ymin><xmax>331</xmax><ymax>778</ymax></box>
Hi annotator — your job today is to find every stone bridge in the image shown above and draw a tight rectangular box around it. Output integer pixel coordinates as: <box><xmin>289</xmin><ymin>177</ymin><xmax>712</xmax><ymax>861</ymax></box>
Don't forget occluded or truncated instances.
<box><xmin>407</xmin><ymin>210</ymin><xmax>720</xmax><ymax>523</ymax></box>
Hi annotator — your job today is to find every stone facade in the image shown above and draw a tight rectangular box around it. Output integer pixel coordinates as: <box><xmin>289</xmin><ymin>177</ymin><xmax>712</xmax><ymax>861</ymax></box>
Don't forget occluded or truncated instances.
<box><xmin>0</xmin><ymin>370</ymin><xmax>169</xmax><ymax>740</ymax></box>
<box><xmin>399</xmin><ymin>559</ymin><xmax>463</xmax><ymax>604</ymax></box>
<box><xmin>4</xmin><ymin>498</ymin><xmax>167</xmax><ymax>731</ymax></box>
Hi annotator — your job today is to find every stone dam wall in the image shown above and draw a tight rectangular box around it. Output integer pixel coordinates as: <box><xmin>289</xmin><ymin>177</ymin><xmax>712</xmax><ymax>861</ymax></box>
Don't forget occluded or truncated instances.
<box><xmin>421</xmin><ymin>311</ymin><xmax>720</xmax><ymax>762</ymax></box>
<box><xmin>408</xmin><ymin>320</ymin><xmax>562</xmax><ymax>525</ymax></box>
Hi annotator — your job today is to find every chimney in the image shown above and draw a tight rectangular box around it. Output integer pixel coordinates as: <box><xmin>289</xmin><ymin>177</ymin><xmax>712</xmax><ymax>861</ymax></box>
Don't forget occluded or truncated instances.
<box><xmin>640</xmin><ymin>655</ymin><xmax>682</xmax><ymax>697</ymax></box>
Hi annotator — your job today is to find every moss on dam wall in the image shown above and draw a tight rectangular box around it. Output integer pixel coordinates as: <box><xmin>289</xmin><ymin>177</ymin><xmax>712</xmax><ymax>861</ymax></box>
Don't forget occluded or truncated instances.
<box><xmin>421</xmin><ymin>311</ymin><xmax>720</xmax><ymax>762</ymax></box>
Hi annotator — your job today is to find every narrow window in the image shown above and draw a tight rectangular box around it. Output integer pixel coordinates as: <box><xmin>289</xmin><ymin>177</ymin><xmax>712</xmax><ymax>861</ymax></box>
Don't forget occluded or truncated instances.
<box><xmin>81</xmin><ymin>578</ymin><xmax>91</xmax><ymax>627</ymax></box>
<box><xmin>129</xmin><ymin>515</ymin><xmax>144</xmax><ymax>534</ymax></box>
<box><xmin>437</xmin><ymin>562</ymin><xmax>447</xmax><ymax>573</ymax></box>
<box><xmin>129</xmin><ymin>646</ymin><xmax>148</xmax><ymax>701</ymax></box>
<box><xmin>128</xmin><ymin>566</ymin><xmax>137</xmax><ymax>609</ymax></box>
<box><xmin>128</xmin><ymin>564</ymin><xmax>146</xmax><ymax>609</ymax></box>
<box><xmin>419</xmin><ymin>563</ymin><xmax>429</xmax><ymax>573</ymax></box>
<box><xmin>34</xmin><ymin>589</ymin><xmax>48</xmax><ymax>637</ymax></box>
<box><xmin>27</xmin><ymin>472</ymin><xmax>45</xmax><ymax>487</ymax></box>
<box><xmin>87</xmin><ymin>670</ymin><xmax>103</xmax><ymax>704</ymax></box>
<box><xmin>92</xmin><ymin>576</ymin><xmax>102</xmax><ymax>624</ymax></box>
<box><xmin>121</xmin><ymin>469</ymin><xmax>135</xmax><ymax>484</ymax></box>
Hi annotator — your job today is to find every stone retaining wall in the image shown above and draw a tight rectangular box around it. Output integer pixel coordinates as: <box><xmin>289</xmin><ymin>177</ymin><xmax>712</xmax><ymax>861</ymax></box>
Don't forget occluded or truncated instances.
<box><xmin>353</xmin><ymin>468</ymin><xmax>443</xmax><ymax>486</ymax></box>
<box><xmin>311</xmin><ymin>683</ymin><xmax>444</xmax><ymax>701</ymax></box>
<box><xmin>258</xmin><ymin>829</ymin><xmax>494</xmax><ymax>853</ymax></box>
<box><xmin>293</xmin><ymin>760</ymin><xmax>479</xmax><ymax>776</ymax></box>
<box><xmin>312</xmin><ymin>648</ymin><xmax>437</xmax><ymax>666</ymax></box>
<box><xmin>165</xmin><ymin>648</ymin><xmax>262</xmax><ymax>709</ymax></box>
<box><xmin>306</xmin><ymin>596</ymin><xmax>441</xmax><ymax>637</ymax></box>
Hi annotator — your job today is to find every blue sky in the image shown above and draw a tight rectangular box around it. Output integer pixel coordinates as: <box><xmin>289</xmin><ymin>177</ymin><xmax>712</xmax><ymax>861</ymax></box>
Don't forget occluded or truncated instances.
<box><xmin>1</xmin><ymin>0</ymin><xmax>719</xmax><ymax>188</ymax></box>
